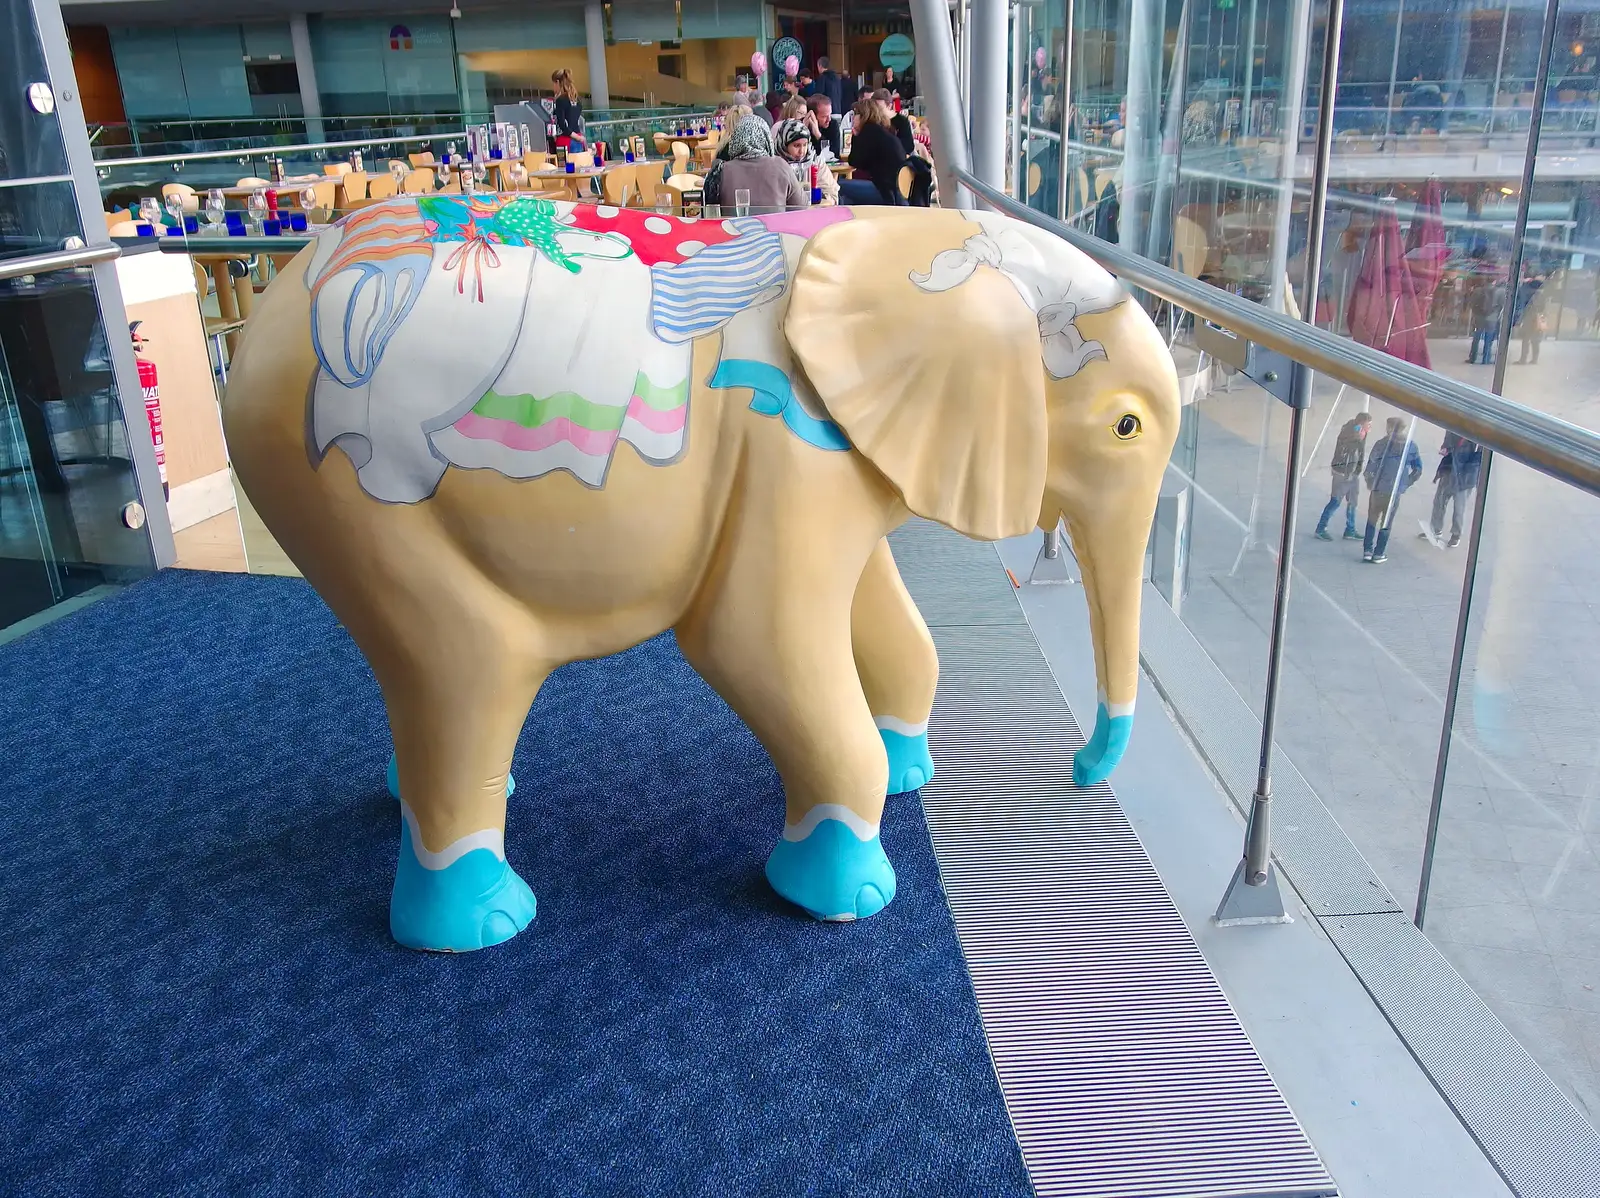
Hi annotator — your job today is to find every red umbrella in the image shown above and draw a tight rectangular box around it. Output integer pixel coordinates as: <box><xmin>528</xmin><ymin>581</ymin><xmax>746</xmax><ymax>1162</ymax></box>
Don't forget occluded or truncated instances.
<box><xmin>1405</xmin><ymin>179</ymin><xmax>1449</xmax><ymax>317</ymax></box>
<box><xmin>1348</xmin><ymin>198</ymin><xmax>1431</xmax><ymax>369</ymax></box>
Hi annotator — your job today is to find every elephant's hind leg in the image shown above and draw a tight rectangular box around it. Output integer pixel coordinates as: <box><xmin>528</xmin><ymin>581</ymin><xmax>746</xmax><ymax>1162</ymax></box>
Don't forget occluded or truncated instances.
<box><xmin>359</xmin><ymin>582</ymin><xmax>547</xmax><ymax>953</ymax></box>
<box><xmin>853</xmin><ymin>538</ymin><xmax>939</xmax><ymax>794</ymax></box>
<box><xmin>677</xmin><ymin>549</ymin><xmax>895</xmax><ymax>923</ymax></box>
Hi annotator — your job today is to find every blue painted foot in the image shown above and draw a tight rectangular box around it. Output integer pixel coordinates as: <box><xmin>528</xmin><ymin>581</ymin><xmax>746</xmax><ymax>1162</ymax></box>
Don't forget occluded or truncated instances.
<box><xmin>388</xmin><ymin>752</ymin><xmax>514</xmax><ymax>801</ymax></box>
<box><xmin>391</xmin><ymin>809</ymin><xmax>536</xmax><ymax>952</ymax></box>
<box><xmin>765</xmin><ymin>814</ymin><xmax>896</xmax><ymax>921</ymax></box>
<box><xmin>1072</xmin><ymin>702</ymin><xmax>1134</xmax><ymax>787</ymax></box>
<box><xmin>881</xmin><ymin>726</ymin><xmax>935</xmax><ymax>794</ymax></box>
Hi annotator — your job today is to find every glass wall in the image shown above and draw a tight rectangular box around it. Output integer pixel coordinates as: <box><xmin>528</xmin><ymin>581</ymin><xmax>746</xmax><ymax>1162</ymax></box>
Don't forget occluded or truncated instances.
<box><xmin>3</xmin><ymin>0</ymin><xmax>159</xmax><ymax>637</ymax></box>
<box><xmin>1034</xmin><ymin>0</ymin><xmax>1600</xmax><ymax>1128</ymax></box>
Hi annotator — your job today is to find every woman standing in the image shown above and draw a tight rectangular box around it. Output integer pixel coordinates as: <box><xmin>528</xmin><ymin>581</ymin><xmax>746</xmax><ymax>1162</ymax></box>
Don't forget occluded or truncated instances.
<box><xmin>551</xmin><ymin>68</ymin><xmax>585</xmax><ymax>151</ymax></box>
<box><xmin>774</xmin><ymin>117</ymin><xmax>839</xmax><ymax>205</ymax></box>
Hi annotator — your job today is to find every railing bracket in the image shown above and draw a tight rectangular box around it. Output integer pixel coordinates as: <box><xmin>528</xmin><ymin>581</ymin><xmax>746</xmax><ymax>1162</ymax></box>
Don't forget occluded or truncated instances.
<box><xmin>1193</xmin><ymin>320</ymin><xmax>1309</xmax><ymax>408</ymax></box>
<box><xmin>1213</xmin><ymin>859</ymin><xmax>1292</xmax><ymax>926</ymax></box>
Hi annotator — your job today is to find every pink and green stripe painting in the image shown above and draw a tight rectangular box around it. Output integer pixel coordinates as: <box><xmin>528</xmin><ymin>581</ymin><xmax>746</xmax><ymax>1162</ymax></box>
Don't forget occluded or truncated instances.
<box><xmin>441</xmin><ymin>370</ymin><xmax>689</xmax><ymax>487</ymax></box>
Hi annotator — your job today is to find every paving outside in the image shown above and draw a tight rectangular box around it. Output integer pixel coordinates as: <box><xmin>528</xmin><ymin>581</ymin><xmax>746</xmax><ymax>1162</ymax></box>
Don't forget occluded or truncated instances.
<box><xmin>1162</xmin><ymin>331</ymin><xmax>1600</xmax><ymax>1119</ymax></box>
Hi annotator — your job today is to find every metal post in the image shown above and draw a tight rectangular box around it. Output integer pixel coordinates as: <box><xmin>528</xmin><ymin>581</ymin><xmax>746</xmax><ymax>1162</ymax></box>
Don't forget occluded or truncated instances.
<box><xmin>1384</xmin><ymin>0</ymin><xmax>1405</xmax><ymax>143</ymax></box>
<box><xmin>1120</xmin><ymin>0</ymin><xmax>1162</xmax><ymax>253</ymax></box>
<box><xmin>1491</xmin><ymin>0</ymin><xmax>1511</xmax><ymax>135</ymax></box>
<box><xmin>1415</xmin><ymin>0</ymin><xmax>1563</xmax><ymax>929</ymax></box>
<box><xmin>1216</xmin><ymin>0</ymin><xmax>1346</xmax><ymax>926</ymax></box>
<box><xmin>911</xmin><ymin>0</ymin><xmax>977</xmax><ymax>209</ymax></box>
<box><xmin>969</xmin><ymin>0</ymin><xmax>1010</xmax><ymax>191</ymax></box>
<box><xmin>1241</xmin><ymin>0</ymin><xmax>1259</xmax><ymax>140</ymax></box>
<box><xmin>584</xmin><ymin>0</ymin><xmax>612</xmax><ymax>111</ymax></box>
<box><xmin>1013</xmin><ymin>2</ymin><xmax>1028</xmax><ymax>197</ymax></box>
<box><xmin>1268</xmin><ymin>0</ymin><xmax>1313</xmax><ymax>313</ymax></box>
<box><xmin>289</xmin><ymin>15</ymin><xmax>325</xmax><ymax>145</ymax></box>
<box><xmin>1055</xmin><ymin>0</ymin><xmax>1076</xmax><ymax>221</ymax></box>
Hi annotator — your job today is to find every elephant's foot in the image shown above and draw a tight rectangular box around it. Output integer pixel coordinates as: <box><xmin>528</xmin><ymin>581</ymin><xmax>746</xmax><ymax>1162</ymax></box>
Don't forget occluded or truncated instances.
<box><xmin>391</xmin><ymin>805</ymin><xmax>536</xmax><ymax>952</ymax></box>
<box><xmin>387</xmin><ymin>752</ymin><xmax>514</xmax><ymax>802</ymax></box>
<box><xmin>765</xmin><ymin>807</ymin><xmax>897</xmax><ymax>922</ymax></box>
<box><xmin>878</xmin><ymin>721</ymin><xmax>935</xmax><ymax>793</ymax></box>
<box><xmin>1072</xmin><ymin>701</ymin><xmax>1133</xmax><ymax>788</ymax></box>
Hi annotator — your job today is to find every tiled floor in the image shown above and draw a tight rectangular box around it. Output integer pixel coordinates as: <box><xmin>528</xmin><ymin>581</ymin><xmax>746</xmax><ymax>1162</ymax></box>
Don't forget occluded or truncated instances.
<box><xmin>1165</xmin><ymin>332</ymin><xmax>1600</xmax><ymax>1117</ymax></box>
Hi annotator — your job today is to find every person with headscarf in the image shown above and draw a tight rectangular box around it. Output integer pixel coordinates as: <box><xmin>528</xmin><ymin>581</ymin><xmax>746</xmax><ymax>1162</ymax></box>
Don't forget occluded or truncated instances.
<box><xmin>704</xmin><ymin>115</ymin><xmax>807</xmax><ymax>212</ymax></box>
<box><xmin>774</xmin><ymin>117</ymin><xmax>839</xmax><ymax>206</ymax></box>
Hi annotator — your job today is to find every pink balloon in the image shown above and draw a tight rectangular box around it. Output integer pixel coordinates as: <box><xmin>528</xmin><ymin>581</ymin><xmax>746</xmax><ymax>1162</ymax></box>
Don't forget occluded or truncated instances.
<box><xmin>785</xmin><ymin>55</ymin><xmax>799</xmax><ymax>78</ymax></box>
<box><xmin>750</xmin><ymin>52</ymin><xmax>767</xmax><ymax>76</ymax></box>
<box><xmin>1035</xmin><ymin>47</ymin><xmax>1046</xmax><ymax>69</ymax></box>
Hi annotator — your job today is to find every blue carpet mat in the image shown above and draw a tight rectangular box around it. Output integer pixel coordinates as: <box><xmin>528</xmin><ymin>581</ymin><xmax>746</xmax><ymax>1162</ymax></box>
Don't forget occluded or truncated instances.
<box><xmin>0</xmin><ymin>571</ymin><xmax>1030</xmax><ymax>1197</ymax></box>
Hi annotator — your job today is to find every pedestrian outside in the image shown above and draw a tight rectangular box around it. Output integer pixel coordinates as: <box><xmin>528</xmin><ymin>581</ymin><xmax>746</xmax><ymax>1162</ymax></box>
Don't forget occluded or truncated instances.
<box><xmin>1314</xmin><ymin>412</ymin><xmax>1372</xmax><ymax>542</ymax></box>
<box><xmin>1418</xmin><ymin>433</ymin><xmax>1482</xmax><ymax>548</ymax></box>
<box><xmin>1361</xmin><ymin>416</ymin><xmax>1424</xmax><ymax>563</ymax></box>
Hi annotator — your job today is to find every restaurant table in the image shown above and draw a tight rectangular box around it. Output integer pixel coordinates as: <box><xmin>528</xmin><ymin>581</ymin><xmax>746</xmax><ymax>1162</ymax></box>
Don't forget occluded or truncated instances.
<box><xmin>526</xmin><ymin>161</ymin><xmax>648</xmax><ymax>199</ymax></box>
<box><xmin>220</xmin><ymin>176</ymin><xmax>322</xmax><ymax>200</ymax></box>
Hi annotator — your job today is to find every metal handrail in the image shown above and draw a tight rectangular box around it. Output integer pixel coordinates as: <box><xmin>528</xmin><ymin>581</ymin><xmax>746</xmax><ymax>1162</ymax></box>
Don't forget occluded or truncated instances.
<box><xmin>0</xmin><ymin>243</ymin><xmax>120</xmax><ymax>281</ymax></box>
<box><xmin>955</xmin><ymin>167</ymin><xmax>1600</xmax><ymax>499</ymax></box>
<box><xmin>100</xmin><ymin>111</ymin><xmax>717</xmax><ymax>171</ymax></box>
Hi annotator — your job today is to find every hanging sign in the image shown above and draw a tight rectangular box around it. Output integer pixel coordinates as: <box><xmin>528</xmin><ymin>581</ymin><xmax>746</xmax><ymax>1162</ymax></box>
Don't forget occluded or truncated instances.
<box><xmin>879</xmin><ymin>33</ymin><xmax>915</xmax><ymax>73</ymax></box>
<box><xmin>771</xmin><ymin>37</ymin><xmax>804</xmax><ymax>75</ymax></box>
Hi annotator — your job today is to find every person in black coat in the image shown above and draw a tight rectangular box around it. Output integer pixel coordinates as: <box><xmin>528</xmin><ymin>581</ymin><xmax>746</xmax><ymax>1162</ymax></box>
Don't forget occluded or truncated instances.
<box><xmin>841</xmin><ymin>97</ymin><xmax>907</xmax><ymax>205</ymax></box>
<box><xmin>874</xmin><ymin>88</ymin><xmax>915</xmax><ymax>155</ymax></box>
<box><xmin>814</xmin><ymin>57</ymin><xmax>848</xmax><ymax>115</ymax></box>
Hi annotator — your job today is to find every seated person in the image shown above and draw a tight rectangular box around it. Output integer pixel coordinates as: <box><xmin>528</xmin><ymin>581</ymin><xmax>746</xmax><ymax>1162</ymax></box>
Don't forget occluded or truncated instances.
<box><xmin>703</xmin><ymin>116</ymin><xmax>808</xmax><ymax>212</ymax></box>
<box><xmin>841</xmin><ymin>97</ymin><xmax>908</xmax><ymax>206</ymax></box>
<box><xmin>775</xmin><ymin>118</ymin><xmax>840</xmax><ymax>206</ymax></box>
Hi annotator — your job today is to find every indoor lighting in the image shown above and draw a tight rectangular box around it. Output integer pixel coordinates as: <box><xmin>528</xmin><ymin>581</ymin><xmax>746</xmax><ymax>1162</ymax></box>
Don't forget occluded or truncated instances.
<box><xmin>1574</xmin><ymin>42</ymin><xmax>1585</xmax><ymax>56</ymax></box>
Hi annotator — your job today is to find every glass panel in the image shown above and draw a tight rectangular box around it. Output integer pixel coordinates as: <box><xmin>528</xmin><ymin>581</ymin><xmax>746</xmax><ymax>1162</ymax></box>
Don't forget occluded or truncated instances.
<box><xmin>1</xmin><ymin>177</ymin><xmax>84</xmax><ymax>263</ymax></box>
<box><xmin>0</xmin><ymin>247</ymin><xmax>155</xmax><ymax>633</ymax></box>
<box><xmin>1425</xmin><ymin>50</ymin><xmax>1600</xmax><ymax>1116</ymax></box>
<box><xmin>0</xmin><ymin>0</ymin><xmax>69</xmax><ymax>180</ymax></box>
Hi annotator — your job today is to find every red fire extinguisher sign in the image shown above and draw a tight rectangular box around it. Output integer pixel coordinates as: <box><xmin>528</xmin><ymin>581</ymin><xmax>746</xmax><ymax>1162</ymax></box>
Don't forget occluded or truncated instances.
<box><xmin>131</xmin><ymin>321</ymin><xmax>168</xmax><ymax>500</ymax></box>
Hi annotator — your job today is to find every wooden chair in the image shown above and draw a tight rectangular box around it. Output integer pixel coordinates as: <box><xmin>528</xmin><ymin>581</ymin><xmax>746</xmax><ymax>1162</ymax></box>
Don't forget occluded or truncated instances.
<box><xmin>408</xmin><ymin>152</ymin><xmax>436</xmax><ymax>167</ymax></box>
<box><xmin>1026</xmin><ymin>162</ymin><xmax>1043</xmax><ymax>199</ymax></box>
<box><xmin>366</xmin><ymin>174</ymin><xmax>399</xmax><ymax>200</ymax></box>
<box><xmin>566</xmin><ymin>150</ymin><xmax>595</xmax><ymax>169</ymax></box>
<box><xmin>671</xmin><ymin>142</ymin><xmax>691</xmax><ymax>175</ymax></box>
<box><xmin>653</xmin><ymin>132</ymin><xmax>671</xmax><ymax>156</ymax></box>
<box><xmin>521</xmin><ymin>151</ymin><xmax>550</xmax><ymax>172</ymax></box>
<box><xmin>303</xmin><ymin>179</ymin><xmax>338</xmax><ymax>221</ymax></box>
<box><xmin>337</xmin><ymin>171</ymin><xmax>370</xmax><ymax>206</ymax></box>
<box><xmin>107</xmin><ymin>219</ymin><xmax>145</xmax><ymax>237</ymax></box>
<box><xmin>387</xmin><ymin>160</ymin><xmax>410</xmax><ymax>178</ymax></box>
<box><xmin>323</xmin><ymin>163</ymin><xmax>352</xmax><ymax>176</ymax></box>
<box><xmin>161</xmin><ymin>182</ymin><xmax>199</xmax><ymax>214</ymax></box>
<box><xmin>601</xmin><ymin>165</ymin><xmax>635</xmax><ymax>207</ymax></box>
<box><xmin>695</xmin><ymin>144</ymin><xmax>717</xmax><ymax>170</ymax></box>
<box><xmin>631</xmin><ymin>162</ymin><xmax>667</xmax><ymax>209</ymax></box>
<box><xmin>898</xmin><ymin>166</ymin><xmax>915</xmax><ymax>201</ymax></box>
<box><xmin>401</xmin><ymin>168</ymin><xmax>435</xmax><ymax>194</ymax></box>
<box><xmin>236</xmin><ymin>177</ymin><xmax>270</xmax><ymax>188</ymax></box>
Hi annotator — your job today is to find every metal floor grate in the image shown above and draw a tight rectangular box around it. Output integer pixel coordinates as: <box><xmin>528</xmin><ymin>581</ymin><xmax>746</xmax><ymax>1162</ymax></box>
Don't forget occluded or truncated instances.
<box><xmin>889</xmin><ymin>522</ymin><xmax>1336</xmax><ymax>1198</ymax></box>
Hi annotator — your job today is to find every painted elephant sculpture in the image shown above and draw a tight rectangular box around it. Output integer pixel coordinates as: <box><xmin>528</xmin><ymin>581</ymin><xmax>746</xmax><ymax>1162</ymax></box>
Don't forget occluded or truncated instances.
<box><xmin>223</xmin><ymin>196</ymin><xmax>1181</xmax><ymax>952</ymax></box>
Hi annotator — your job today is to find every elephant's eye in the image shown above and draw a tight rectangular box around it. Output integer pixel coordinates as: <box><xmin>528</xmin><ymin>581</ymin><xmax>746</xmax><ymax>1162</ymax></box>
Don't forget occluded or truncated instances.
<box><xmin>1114</xmin><ymin>413</ymin><xmax>1142</xmax><ymax>440</ymax></box>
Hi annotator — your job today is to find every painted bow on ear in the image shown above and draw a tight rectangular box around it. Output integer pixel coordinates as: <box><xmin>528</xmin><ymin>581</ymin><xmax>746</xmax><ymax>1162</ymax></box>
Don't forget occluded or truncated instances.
<box><xmin>910</xmin><ymin>229</ymin><xmax>1125</xmax><ymax>380</ymax></box>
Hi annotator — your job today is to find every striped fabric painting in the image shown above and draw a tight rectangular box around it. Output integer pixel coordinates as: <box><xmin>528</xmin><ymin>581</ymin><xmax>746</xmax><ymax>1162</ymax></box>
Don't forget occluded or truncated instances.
<box><xmin>430</xmin><ymin>370</ymin><xmax>690</xmax><ymax>488</ymax></box>
<box><xmin>649</xmin><ymin>231</ymin><xmax>788</xmax><ymax>343</ymax></box>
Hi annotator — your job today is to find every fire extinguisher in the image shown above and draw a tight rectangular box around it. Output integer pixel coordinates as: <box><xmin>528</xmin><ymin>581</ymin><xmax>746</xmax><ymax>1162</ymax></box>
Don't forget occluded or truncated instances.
<box><xmin>130</xmin><ymin>321</ymin><xmax>168</xmax><ymax>500</ymax></box>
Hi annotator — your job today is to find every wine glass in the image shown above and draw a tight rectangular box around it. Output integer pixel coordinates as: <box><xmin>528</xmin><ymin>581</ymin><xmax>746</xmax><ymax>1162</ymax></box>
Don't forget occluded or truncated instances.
<box><xmin>164</xmin><ymin>192</ymin><xmax>187</xmax><ymax>230</ymax></box>
<box><xmin>246</xmin><ymin>189</ymin><xmax>268</xmax><ymax>230</ymax></box>
<box><xmin>389</xmin><ymin>159</ymin><xmax>407</xmax><ymax>190</ymax></box>
<box><xmin>437</xmin><ymin>161</ymin><xmax>454</xmax><ymax>190</ymax></box>
<box><xmin>300</xmin><ymin>186</ymin><xmax>319</xmax><ymax>227</ymax></box>
<box><xmin>204</xmin><ymin>189</ymin><xmax>226</xmax><ymax>232</ymax></box>
<box><xmin>138</xmin><ymin>196</ymin><xmax>163</xmax><ymax>231</ymax></box>
<box><xmin>734</xmin><ymin>189</ymin><xmax>752</xmax><ymax>218</ymax></box>
<box><xmin>472</xmin><ymin>162</ymin><xmax>488</xmax><ymax>190</ymax></box>
<box><xmin>655</xmin><ymin>193</ymin><xmax>674</xmax><ymax>216</ymax></box>
<box><xmin>507</xmin><ymin>162</ymin><xmax>528</xmax><ymax>191</ymax></box>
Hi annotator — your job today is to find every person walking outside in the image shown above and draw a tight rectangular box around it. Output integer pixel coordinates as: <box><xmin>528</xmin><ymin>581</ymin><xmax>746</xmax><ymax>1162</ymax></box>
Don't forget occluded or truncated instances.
<box><xmin>1515</xmin><ymin>272</ymin><xmax>1548</xmax><ymax>364</ymax></box>
<box><xmin>1314</xmin><ymin>412</ymin><xmax>1371</xmax><ymax>542</ymax></box>
<box><xmin>1418</xmin><ymin>433</ymin><xmax>1482</xmax><ymax>548</ymax></box>
<box><xmin>1466</xmin><ymin>274</ymin><xmax>1505</xmax><ymax>366</ymax></box>
<box><xmin>1362</xmin><ymin>416</ymin><xmax>1424</xmax><ymax>563</ymax></box>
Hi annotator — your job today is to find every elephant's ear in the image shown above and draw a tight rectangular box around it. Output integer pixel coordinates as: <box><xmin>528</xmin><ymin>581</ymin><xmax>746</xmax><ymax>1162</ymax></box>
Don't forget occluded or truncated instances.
<box><xmin>786</xmin><ymin>213</ymin><xmax>1047</xmax><ymax>541</ymax></box>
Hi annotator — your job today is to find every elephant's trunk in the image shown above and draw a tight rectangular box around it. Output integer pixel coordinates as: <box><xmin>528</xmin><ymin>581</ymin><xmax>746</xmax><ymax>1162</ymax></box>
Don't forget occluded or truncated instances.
<box><xmin>1064</xmin><ymin>507</ymin><xmax>1149</xmax><ymax>788</ymax></box>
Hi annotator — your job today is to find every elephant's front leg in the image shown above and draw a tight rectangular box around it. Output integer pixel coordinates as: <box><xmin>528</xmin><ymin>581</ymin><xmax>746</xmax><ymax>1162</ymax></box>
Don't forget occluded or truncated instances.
<box><xmin>853</xmin><ymin>538</ymin><xmax>938</xmax><ymax>794</ymax></box>
<box><xmin>373</xmin><ymin>605</ymin><xmax>546</xmax><ymax>953</ymax></box>
<box><xmin>678</xmin><ymin>549</ymin><xmax>896</xmax><ymax>923</ymax></box>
